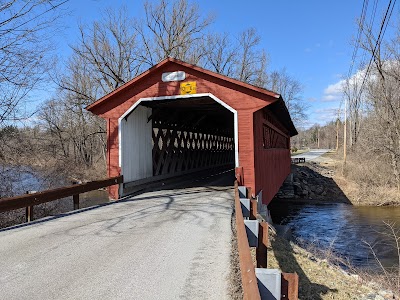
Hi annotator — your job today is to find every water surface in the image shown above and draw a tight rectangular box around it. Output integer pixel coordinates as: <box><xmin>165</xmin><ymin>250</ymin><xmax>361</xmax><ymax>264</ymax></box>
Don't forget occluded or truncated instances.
<box><xmin>269</xmin><ymin>202</ymin><xmax>400</xmax><ymax>270</ymax></box>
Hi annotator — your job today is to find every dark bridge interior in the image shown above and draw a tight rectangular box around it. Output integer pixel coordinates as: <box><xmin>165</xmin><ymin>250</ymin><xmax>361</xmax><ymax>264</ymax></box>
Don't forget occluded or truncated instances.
<box><xmin>140</xmin><ymin>96</ymin><xmax>235</xmax><ymax>177</ymax></box>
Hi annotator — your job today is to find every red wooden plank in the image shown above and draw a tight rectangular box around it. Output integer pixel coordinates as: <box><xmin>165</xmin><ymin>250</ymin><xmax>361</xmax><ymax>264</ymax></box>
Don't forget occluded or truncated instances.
<box><xmin>0</xmin><ymin>176</ymin><xmax>123</xmax><ymax>213</ymax></box>
<box><xmin>281</xmin><ymin>273</ymin><xmax>299</xmax><ymax>300</ymax></box>
<box><xmin>234</xmin><ymin>182</ymin><xmax>261</xmax><ymax>300</ymax></box>
<box><xmin>250</xmin><ymin>199</ymin><xmax>257</xmax><ymax>220</ymax></box>
<box><xmin>256</xmin><ymin>222</ymin><xmax>268</xmax><ymax>268</ymax></box>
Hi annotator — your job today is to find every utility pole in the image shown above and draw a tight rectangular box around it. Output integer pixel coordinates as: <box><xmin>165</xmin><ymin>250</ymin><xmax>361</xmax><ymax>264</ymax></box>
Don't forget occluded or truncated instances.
<box><xmin>344</xmin><ymin>96</ymin><xmax>347</xmax><ymax>164</ymax></box>
<box><xmin>336</xmin><ymin>118</ymin><xmax>339</xmax><ymax>152</ymax></box>
<box><xmin>317</xmin><ymin>127</ymin><xmax>320</xmax><ymax>149</ymax></box>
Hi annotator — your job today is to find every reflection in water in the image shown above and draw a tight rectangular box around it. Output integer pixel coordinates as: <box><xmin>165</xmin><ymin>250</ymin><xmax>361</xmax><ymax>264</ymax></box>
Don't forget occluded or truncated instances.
<box><xmin>269</xmin><ymin>202</ymin><xmax>400</xmax><ymax>270</ymax></box>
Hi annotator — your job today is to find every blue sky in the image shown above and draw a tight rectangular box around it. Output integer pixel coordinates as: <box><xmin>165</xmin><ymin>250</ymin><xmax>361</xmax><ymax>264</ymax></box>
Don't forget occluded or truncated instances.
<box><xmin>51</xmin><ymin>0</ymin><xmax>398</xmax><ymax>128</ymax></box>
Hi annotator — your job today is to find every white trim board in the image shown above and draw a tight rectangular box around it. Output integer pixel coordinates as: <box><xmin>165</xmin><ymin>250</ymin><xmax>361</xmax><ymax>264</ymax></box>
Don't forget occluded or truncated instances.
<box><xmin>118</xmin><ymin>93</ymin><xmax>239</xmax><ymax>171</ymax></box>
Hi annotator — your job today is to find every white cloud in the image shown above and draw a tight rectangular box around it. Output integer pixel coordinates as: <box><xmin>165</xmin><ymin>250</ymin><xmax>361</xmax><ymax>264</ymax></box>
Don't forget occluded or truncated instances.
<box><xmin>322</xmin><ymin>80</ymin><xmax>345</xmax><ymax>102</ymax></box>
<box><xmin>321</xmin><ymin>68</ymin><xmax>368</xmax><ymax>102</ymax></box>
<box><xmin>313</xmin><ymin>107</ymin><xmax>340</xmax><ymax>123</ymax></box>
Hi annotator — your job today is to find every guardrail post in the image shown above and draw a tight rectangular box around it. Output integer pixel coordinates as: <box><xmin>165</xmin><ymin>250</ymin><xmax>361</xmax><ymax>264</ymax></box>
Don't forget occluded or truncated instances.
<box><xmin>255</xmin><ymin>268</ymin><xmax>281</xmax><ymax>299</ymax></box>
<box><xmin>25</xmin><ymin>191</ymin><xmax>36</xmax><ymax>222</ymax></box>
<box><xmin>235</xmin><ymin>167</ymin><xmax>244</xmax><ymax>185</ymax></box>
<box><xmin>281</xmin><ymin>272</ymin><xmax>299</xmax><ymax>300</ymax></box>
<box><xmin>250</xmin><ymin>199</ymin><xmax>257</xmax><ymax>220</ymax></box>
<box><xmin>247</xmin><ymin>187</ymin><xmax>253</xmax><ymax>199</ymax></box>
<box><xmin>256</xmin><ymin>221</ymin><xmax>268</xmax><ymax>268</ymax></box>
<box><xmin>72</xmin><ymin>181</ymin><xmax>80</xmax><ymax>210</ymax></box>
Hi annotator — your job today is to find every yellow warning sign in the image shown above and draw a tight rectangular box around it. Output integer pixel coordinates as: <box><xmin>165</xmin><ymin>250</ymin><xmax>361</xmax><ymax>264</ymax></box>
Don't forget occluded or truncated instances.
<box><xmin>180</xmin><ymin>81</ymin><xmax>197</xmax><ymax>94</ymax></box>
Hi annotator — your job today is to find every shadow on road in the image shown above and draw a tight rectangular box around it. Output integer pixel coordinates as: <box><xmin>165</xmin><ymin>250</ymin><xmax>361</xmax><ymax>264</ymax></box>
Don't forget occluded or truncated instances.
<box><xmin>0</xmin><ymin>170</ymin><xmax>236</xmax><ymax>235</ymax></box>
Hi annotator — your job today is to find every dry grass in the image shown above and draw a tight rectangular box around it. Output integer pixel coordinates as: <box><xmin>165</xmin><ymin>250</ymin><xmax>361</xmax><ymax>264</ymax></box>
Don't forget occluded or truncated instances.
<box><xmin>317</xmin><ymin>151</ymin><xmax>400</xmax><ymax>206</ymax></box>
<box><xmin>335</xmin><ymin>174</ymin><xmax>400</xmax><ymax>206</ymax></box>
<box><xmin>267</xmin><ymin>228</ymin><xmax>375</xmax><ymax>300</ymax></box>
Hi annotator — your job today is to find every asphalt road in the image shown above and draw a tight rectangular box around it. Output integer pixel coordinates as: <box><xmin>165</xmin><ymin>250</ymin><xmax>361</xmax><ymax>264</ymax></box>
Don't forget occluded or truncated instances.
<box><xmin>295</xmin><ymin>149</ymin><xmax>330</xmax><ymax>162</ymax></box>
<box><xmin>0</xmin><ymin>174</ymin><xmax>234</xmax><ymax>300</ymax></box>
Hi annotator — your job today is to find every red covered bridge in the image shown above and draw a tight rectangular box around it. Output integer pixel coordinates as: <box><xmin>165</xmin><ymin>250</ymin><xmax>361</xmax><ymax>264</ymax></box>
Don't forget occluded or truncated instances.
<box><xmin>87</xmin><ymin>58</ymin><xmax>297</xmax><ymax>205</ymax></box>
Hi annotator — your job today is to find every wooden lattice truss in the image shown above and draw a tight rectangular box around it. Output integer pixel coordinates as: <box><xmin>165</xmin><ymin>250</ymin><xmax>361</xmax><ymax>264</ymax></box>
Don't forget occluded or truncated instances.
<box><xmin>152</xmin><ymin>127</ymin><xmax>234</xmax><ymax>176</ymax></box>
<box><xmin>262</xmin><ymin>109</ymin><xmax>290</xmax><ymax>149</ymax></box>
<box><xmin>143</xmin><ymin>97</ymin><xmax>235</xmax><ymax>177</ymax></box>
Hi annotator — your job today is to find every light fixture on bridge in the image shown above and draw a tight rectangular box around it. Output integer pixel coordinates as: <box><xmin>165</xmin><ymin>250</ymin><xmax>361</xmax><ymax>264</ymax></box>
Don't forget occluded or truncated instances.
<box><xmin>162</xmin><ymin>71</ymin><xmax>186</xmax><ymax>82</ymax></box>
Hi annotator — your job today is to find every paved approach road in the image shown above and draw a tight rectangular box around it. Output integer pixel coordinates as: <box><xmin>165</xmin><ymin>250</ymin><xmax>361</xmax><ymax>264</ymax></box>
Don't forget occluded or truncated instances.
<box><xmin>0</xmin><ymin>174</ymin><xmax>234</xmax><ymax>300</ymax></box>
<box><xmin>294</xmin><ymin>149</ymin><xmax>330</xmax><ymax>162</ymax></box>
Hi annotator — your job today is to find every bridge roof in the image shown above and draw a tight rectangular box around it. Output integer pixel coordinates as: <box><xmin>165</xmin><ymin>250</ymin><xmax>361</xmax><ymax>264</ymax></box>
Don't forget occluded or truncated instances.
<box><xmin>87</xmin><ymin>57</ymin><xmax>297</xmax><ymax>136</ymax></box>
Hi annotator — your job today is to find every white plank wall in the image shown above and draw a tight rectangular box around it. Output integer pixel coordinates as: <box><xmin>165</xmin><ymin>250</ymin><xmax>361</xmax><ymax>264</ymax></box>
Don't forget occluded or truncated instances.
<box><xmin>121</xmin><ymin>106</ymin><xmax>153</xmax><ymax>182</ymax></box>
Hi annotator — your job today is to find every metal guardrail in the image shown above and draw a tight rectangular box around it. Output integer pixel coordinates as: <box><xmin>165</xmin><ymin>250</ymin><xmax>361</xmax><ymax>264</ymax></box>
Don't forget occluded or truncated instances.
<box><xmin>234</xmin><ymin>181</ymin><xmax>261</xmax><ymax>300</ymax></box>
<box><xmin>0</xmin><ymin>175</ymin><xmax>123</xmax><ymax>222</ymax></box>
<box><xmin>234</xmin><ymin>181</ymin><xmax>299</xmax><ymax>300</ymax></box>
<box><xmin>291</xmin><ymin>157</ymin><xmax>305</xmax><ymax>164</ymax></box>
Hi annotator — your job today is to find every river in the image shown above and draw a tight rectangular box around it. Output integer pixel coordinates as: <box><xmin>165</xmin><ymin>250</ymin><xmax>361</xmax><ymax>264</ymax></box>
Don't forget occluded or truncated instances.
<box><xmin>269</xmin><ymin>201</ymin><xmax>400</xmax><ymax>271</ymax></box>
<box><xmin>0</xmin><ymin>166</ymin><xmax>109</xmax><ymax>228</ymax></box>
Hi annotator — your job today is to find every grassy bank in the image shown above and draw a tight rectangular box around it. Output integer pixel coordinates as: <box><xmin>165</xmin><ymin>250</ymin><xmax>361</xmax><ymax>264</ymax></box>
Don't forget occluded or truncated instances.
<box><xmin>266</xmin><ymin>228</ymin><xmax>391</xmax><ymax>300</ymax></box>
<box><xmin>317</xmin><ymin>151</ymin><xmax>400</xmax><ymax>206</ymax></box>
<box><xmin>266</xmin><ymin>152</ymin><xmax>400</xmax><ymax>299</ymax></box>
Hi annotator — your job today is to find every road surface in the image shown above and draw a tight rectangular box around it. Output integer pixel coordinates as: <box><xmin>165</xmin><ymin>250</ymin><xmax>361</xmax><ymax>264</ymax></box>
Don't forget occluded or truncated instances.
<box><xmin>0</xmin><ymin>175</ymin><xmax>234</xmax><ymax>300</ymax></box>
<box><xmin>294</xmin><ymin>149</ymin><xmax>330</xmax><ymax>162</ymax></box>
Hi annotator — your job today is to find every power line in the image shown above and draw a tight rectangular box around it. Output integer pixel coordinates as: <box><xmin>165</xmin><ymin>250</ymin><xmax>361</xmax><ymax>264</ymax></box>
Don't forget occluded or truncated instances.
<box><xmin>368</xmin><ymin>0</ymin><xmax>380</xmax><ymax>31</ymax></box>
<box><xmin>339</xmin><ymin>0</ymin><xmax>370</xmax><ymax>118</ymax></box>
<box><xmin>355</xmin><ymin>0</ymin><xmax>396</xmax><ymax>102</ymax></box>
<box><xmin>347</xmin><ymin>0</ymin><xmax>370</xmax><ymax>79</ymax></box>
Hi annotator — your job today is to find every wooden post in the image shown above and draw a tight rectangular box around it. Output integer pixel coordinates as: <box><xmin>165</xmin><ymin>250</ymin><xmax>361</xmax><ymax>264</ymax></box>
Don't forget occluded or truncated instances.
<box><xmin>25</xmin><ymin>191</ymin><xmax>36</xmax><ymax>222</ymax></box>
<box><xmin>256</xmin><ymin>221</ymin><xmax>268</xmax><ymax>268</ymax></box>
<box><xmin>25</xmin><ymin>206</ymin><xmax>33</xmax><ymax>223</ymax></box>
<box><xmin>336</xmin><ymin>118</ymin><xmax>339</xmax><ymax>153</ymax></box>
<box><xmin>281</xmin><ymin>272</ymin><xmax>299</xmax><ymax>300</ymax></box>
<box><xmin>247</xmin><ymin>187</ymin><xmax>253</xmax><ymax>199</ymax></box>
<box><xmin>235</xmin><ymin>167</ymin><xmax>244</xmax><ymax>185</ymax></box>
<box><xmin>344</xmin><ymin>96</ymin><xmax>347</xmax><ymax>165</ymax></box>
<box><xmin>72</xmin><ymin>181</ymin><xmax>80</xmax><ymax>210</ymax></box>
<box><xmin>73</xmin><ymin>194</ymin><xmax>79</xmax><ymax>210</ymax></box>
<box><xmin>250</xmin><ymin>199</ymin><xmax>257</xmax><ymax>220</ymax></box>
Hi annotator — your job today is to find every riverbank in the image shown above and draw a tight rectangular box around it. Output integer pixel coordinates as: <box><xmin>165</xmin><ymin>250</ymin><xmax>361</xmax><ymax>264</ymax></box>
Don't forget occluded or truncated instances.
<box><xmin>279</xmin><ymin>151</ymin><xmax>400</xmax><ymax>206</ymax></box>
<box><xmin>326</xmin><ymin>152</ymin><xmax>400</xmax><ymax>206</ymax></box>
<box><xmin>266</xmin><ymin>227</ymin><xmax>395</xmax><ymax>300</ymax></box>
<box><xmin>276</xmin><ymin>156</ymin><xmax>350</xmax><ymax>204</ymax></box>
<box><xmin>268</xmin><ymin>151</ymin><xmax>400</xmax><ymax>299</ymax></box>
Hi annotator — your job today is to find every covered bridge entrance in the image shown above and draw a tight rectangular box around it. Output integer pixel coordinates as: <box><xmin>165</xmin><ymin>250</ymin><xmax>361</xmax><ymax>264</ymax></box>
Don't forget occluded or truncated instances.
<box><xmin>86</xmin><ymin>58</ymin><xmax>297</xmax><ymax>204</ymax></box>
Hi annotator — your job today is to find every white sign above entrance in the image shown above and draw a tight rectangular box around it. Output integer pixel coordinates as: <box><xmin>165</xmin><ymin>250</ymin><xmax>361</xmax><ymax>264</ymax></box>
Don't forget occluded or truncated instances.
<box><xmin>162</xmin><ymin>71</ymin><xmax>186</xmax><ymax>82</ymax></box>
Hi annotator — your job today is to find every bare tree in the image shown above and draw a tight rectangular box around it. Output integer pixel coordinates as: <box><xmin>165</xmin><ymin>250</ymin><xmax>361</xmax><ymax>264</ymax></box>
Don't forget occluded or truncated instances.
<box><xmin>234</xmin><ymin>28</ymin><xmax>269</xmax><ymax>86</ymax></box>
<box><xmin>135</xmin><ymin>0</ymin><xmax>213</xmax><ymax>65</ymax></box>
<box><xmin>268</xmin><ymin>68</ymin><xmax>307</xmax><ymax>126</ymax></box>
<box><xmin>343</xmin><ymin>78</ymin><xmax>357</xmax><ymax>147</ymax></box>
<box><xmin>0</xmin><ymin>0</ymin><xmax>67</xmax><ymax>125</ymax></box>
<box><xmin>201</xmin><ymin>32</ymin><xmax>237</xmax><ymax>77</ymax></box>
<box><xmin>66</xmin><ymin>7</ymin><xmax>142</xmax><ymax>97</ymax></box>
<box><xmin>357</xmin><ymin>22</ymin><xmax>400</xmax><ymax>190</ymax></box>
<box><xmin>42</xmin><ymin>0</ymin><xmax>306</xmax><ymax>178</ymax></box>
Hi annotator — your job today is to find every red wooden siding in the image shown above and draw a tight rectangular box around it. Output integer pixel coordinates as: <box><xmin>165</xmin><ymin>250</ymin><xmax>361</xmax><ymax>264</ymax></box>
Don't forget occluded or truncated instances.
<box><xmin>254</xmin><ymin>109</ymin><xmax>291</xmax><ymax>205</ymax></box>
<box><xmin>107</xmin><ymin>118</ymin><xmax>120</xmax><ymax>198</ymax></box>
<box><xmin>87</xmin><ymin>58</ymin><xmax>296</xmax><ymax>200</ymax></box>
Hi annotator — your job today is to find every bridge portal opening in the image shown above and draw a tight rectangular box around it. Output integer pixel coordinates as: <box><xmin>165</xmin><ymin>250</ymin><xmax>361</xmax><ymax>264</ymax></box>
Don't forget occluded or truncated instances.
<box><xmin>119</xmin><ymin>94</ymin><xmax>236</xmax><ymax>195</ymax></box>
